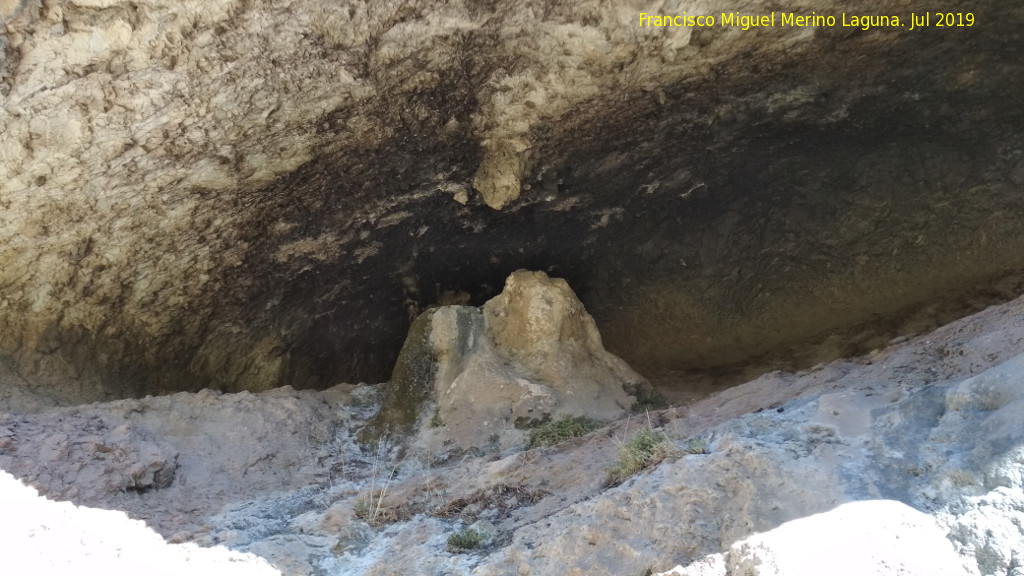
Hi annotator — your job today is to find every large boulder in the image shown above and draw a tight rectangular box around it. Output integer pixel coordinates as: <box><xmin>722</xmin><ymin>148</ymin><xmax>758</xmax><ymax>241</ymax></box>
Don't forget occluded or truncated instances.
<box><xmin>364</xmin><ymin>270</ymin><xmax>647</xmax><ymax>453</ymax></box>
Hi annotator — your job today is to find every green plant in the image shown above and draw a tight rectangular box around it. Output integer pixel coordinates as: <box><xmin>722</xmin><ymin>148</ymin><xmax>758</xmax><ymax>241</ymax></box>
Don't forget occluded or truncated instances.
<box><xmin>447</xmin><ymin>527</ymin><xmax>488</xmax><ymax>553</ymax></box>
<box><xmin>353</xmin><ymin>498</ymin><xmax>371</xmax><ymax>518</ymax></box>
<box><xmin>624</xmin><ymin>382</ymin><xmax>668</xmax><ymax>413</ymax></box>
<box><xmin>682</xmin><ymin>436</ymin><xmax>708</xmax><ymax>455</ymax></box>
<box><xmin>526</xmin><ymin>415</ymin><xmax>602</xmax><ymax>449</ymax></box>
<box><xmin>630</xmin><ymin>388</ymin><xmax>669</xmax><ymax>413</ymax></box>
<box><xmin>485</xmin><ymin>433</ymin><xmax>501</xmax><ymax>453</ymax></box>
<box><xmin>606</xmin><ymin>426</ymin><xmax>676</xmax><ymax>487</ymax></box>
<box><xmin>430</xmin><ymin>407</ymin><xmax>444</xmax><ymax>428</ymax></box>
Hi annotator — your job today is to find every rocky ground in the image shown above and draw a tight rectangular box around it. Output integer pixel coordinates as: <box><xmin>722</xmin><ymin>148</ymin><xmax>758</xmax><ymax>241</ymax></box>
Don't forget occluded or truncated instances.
<box><xmin>2</xmin><ymin>293</ymin><xmax>1023</xmax><ymax>575</ymax></box>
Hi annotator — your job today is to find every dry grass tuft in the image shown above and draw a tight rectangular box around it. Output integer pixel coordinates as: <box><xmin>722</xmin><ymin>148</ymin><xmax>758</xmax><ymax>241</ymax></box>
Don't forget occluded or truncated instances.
<box><xmin>526</xmin><ymin>415</ymin><xmax>602</xmax><ymax>449</ymax></box>
<box><xmin>605</xmin><ymin>426</ymin><xmax>677</xmax><ymax>487</ymax></box>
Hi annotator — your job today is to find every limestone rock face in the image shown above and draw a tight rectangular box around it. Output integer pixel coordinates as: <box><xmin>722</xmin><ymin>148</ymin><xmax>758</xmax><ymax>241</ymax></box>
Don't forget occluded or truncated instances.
<box><xmin>368</xmin><ymin>270</ymin><xmax>644</xmax><ymax>452</ymax></box>
<box><xmin>2</xmin><ymin>0</ymin><xmax>1023</xmax><ymax>402</ymax></box>
<box><xmin>483</xmin><ymin>270</ymin><xmax>642</xmax><ymax>393</ymax></box>
<box><xmin>469</xmin><ymin>355</ymin><xmax>1024</xmax><ymax>576</ymax></box>
<box><xmin>0</xmin><ymin>289</ymin><xmax>1023</xmax><ymax>576</ymax></box>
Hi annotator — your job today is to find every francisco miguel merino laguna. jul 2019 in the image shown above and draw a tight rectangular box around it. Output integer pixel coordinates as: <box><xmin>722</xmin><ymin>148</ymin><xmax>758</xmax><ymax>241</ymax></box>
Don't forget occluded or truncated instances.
<box><xmin>639</xmin><ymin>11</ymin><xmax>975</xmax><ymax>31</ymax></box>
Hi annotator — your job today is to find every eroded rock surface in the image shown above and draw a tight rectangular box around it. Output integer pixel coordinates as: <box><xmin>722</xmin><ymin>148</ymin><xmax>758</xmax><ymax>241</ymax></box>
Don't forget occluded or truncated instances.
<box><xmin>368</xmin><ymin>269</ymin><xmax>645</xmax><ymax>453</ymax></box>
<box><xmin>2</xmin><ymin>0</ymin><xmax>1023</xmax><ymax>401</ymax></box>
<box><xmin>1</xmin><ymin>287</ymin><xmax>1022</xmax><ymax>576</ymax></box>
<box><xmin>0</xmin><ymin>384</ymin><xmax>365</xmax><ymax>537</ymax></box>
<box><xmin>3</xmin><ymin>1</ymin><xmax>1024</xmax><ymax>572</ymax></box>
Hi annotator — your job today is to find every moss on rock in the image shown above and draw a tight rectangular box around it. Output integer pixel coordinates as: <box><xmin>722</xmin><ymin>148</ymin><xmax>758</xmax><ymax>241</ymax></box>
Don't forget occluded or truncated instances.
<box><xmin>359</xmin><ymin>309</ymin><xmax>439</xmax><ymax>443</ymax></box>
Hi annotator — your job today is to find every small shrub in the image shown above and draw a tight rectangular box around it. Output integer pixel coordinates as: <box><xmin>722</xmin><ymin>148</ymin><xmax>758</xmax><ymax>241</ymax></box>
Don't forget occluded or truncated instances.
<box><xmin>353</xmin><ymin>498</ymin><xmax>371</xmax><ymax>519</ymax></box>
<box><xmin>447</xmin><ymin>527</ymin><xmax>487</xmax><ymax>553</ymax></box>
<box><xmin>630</xmin><ymin>388</ymin><xmax>669</xmax><ymax>413</ymax></box>
<box><xmin>430</xmin><ymin>407</ymin><xmax>444</xmax><ymax>428</ymax></box>
<box><xmin>682</xmin><ymin>436</ymin><xmax>708</xmax><ymax>455</ymax></box>
<box><xmin>526</xmin><ymin>415</ymin><xmax>602</xmax><ymax>449</ymax></box>
<box><xmin>606</xmin><ymin>427</ymin><xmax>676</xmax><ymax>486</ymax></box>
